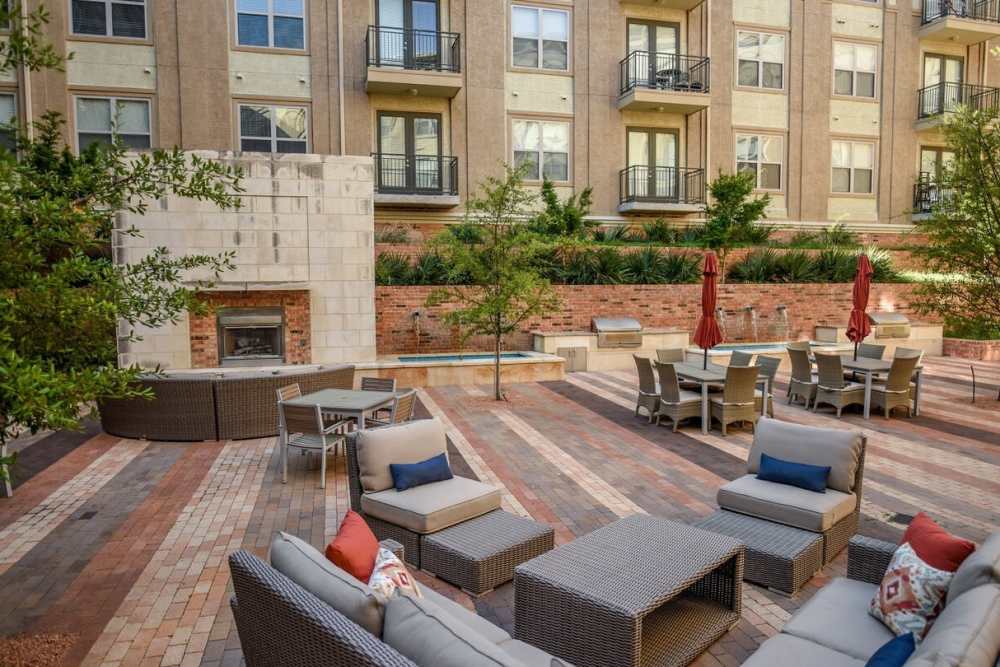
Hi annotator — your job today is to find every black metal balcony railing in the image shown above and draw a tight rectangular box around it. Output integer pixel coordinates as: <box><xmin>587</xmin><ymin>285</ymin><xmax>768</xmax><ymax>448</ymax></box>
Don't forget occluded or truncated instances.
<box><xmin>913</xmin><ymin>172</ymin><xmax>953</xmax><ymax>214</ymax></box>
<box><xmin>922</xmin><ymin>0</ymin><xmax>1000</xmax><ymax>24</ymax></box>
<box><xmin>366</xmin><ymin>25</ymin><xmax>461</xmax><ymax>72</ymax></box>
<box><xmin>619</xmin><ymin>166</ymin><xmax>706</xmax><ymax>205</ymax></box>
<box><xmin>373</xmin><ymin>153</ymin><xmax>458</xmax><ymax>196</ymax></box>
<box><xmin>917</xmin><ymin>81</ymin><xmax>1000</xmax><ymax>118</ymax></box>
<box><xmin>619</xmin><ymin>51</ymin><xmax>710</xmax><ymax>96</ymax></box>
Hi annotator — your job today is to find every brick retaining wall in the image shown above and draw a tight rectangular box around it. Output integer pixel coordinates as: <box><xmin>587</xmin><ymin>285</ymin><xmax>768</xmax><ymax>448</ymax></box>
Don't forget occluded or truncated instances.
<box><xmin>943</xmin><ymin>337</ymin><xmax>1000</xmax><ymax>361</ymax></box>
<box><xmin>376</xmin><ymin>283</ymin><xmax>926</xmax><ymax>355</ymax></box>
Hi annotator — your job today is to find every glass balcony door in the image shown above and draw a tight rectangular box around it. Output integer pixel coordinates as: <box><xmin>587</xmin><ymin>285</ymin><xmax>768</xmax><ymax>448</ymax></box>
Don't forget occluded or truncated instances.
<box><xmin>921</xmin><ymin>53</ymin><xmax>964</xmax><ymax>115</ymax></box>
<box><xmin>377</xmin><ymin>0</ymin><xmax>440</xmax><ymax>69</ymax></box>
<box><xmin>626</xmin><ymin>20</ymin><xmax>679</xmax><ymax>89</ymax></box>
<box><xmin>377</xmin><ymin>112</ymin><xmax>442</xmax><ymax>192</ymax></box>
<box><xmin>627</xmin><ymin>128</ymin><xmax>678</xmax><ymax>200</ymax></box>
<box><xmin>919</xmin><ymin>146</ymin><xmax>955</xmax><ymax>210</ymax></box>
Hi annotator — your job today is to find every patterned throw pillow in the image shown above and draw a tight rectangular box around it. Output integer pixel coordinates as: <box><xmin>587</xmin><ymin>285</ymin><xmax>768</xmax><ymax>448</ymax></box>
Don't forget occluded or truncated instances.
<box><xmin>369</xmin><ymin>547</ymin><xmax>422</xmax><ymax>604</ymax></box>
<box><xmin>869</xmin><ymin>542</ymin><xmax>955</xmax><ymax>641</ymax></box>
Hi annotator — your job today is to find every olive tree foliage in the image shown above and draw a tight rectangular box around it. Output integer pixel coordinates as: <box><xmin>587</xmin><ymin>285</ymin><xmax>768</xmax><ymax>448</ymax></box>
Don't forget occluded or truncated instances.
<box><xmin>912</xmin><ymin>105</ymin><xmax>1000</xmax><ymax>338</ymax></box>
<box><xmin>0</xmin><ymin>3</ymin><xmax>243</xmax><ymax>489</ymax></box>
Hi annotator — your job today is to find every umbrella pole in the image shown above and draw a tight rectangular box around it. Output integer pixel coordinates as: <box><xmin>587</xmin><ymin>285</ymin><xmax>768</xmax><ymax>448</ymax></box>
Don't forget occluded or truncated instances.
<box><xmin>704</xmin><ymin>348</ymin><xmax>708</xmax><ymax>369</ymax></box>
<box><xmin>854</xmin><ymin>341</ymin><xmax>858</xmax><ymax>361</ymax></box>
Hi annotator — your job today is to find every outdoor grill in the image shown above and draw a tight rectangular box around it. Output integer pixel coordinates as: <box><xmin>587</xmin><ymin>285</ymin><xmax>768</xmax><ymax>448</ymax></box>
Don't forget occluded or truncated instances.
<box><xmin>592</xmin><ymin>317</ymin><xmax>643</xmax><ymax>348</ymax></box>
<box><xmin>868</xmin><ymin>312</ymin><xmax>911</xmax><ymax>339</ymax></box>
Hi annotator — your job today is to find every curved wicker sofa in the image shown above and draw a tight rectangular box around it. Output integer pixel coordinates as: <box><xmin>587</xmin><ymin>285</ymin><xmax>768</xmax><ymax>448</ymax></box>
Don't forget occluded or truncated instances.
<box><xmin>99</xmin><ymin>364</ymin><xmax>355</xmax><ymax>442</ymax></box>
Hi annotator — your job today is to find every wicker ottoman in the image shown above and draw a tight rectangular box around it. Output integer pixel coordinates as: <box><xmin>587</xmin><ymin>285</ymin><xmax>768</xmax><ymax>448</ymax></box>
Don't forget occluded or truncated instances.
<box><xmin>421</xmin><ymin>510</ymin><xmax>555</xmax><ymax>596</ymax></box>
<box><xmin>693</xmin><ymin>510</ymin><xmax>822</xmax><ymax>595</ymax></box>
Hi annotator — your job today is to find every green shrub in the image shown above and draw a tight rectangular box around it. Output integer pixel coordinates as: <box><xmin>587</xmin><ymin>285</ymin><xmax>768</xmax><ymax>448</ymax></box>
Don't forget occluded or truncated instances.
<box><xmin>813</xmin><ymin>248</ymin><xmax>858</xmax><ymax>283</ymax></box>
<box><xmin>594</xmin><ymin>225</ymin><xmax>631</xmax><ymax>243</ymax></box>
<box><xmin>676</xmin><ymin>224</ymin><xmax>707</xmax><ymax>245</ymax></box>
<box><xmin>787</xmin><ymin>231</ymin><xmax>819</xmax><ymax>247</ymax></box>
<box><xmin>410</xmin><ymin>251</ymin><xmax>451</xmax><ymax>285</ymax></box>
<box><xmin>624</xmin><ymin>246</ymin><xmax>671</xmax><ymax>283</ymax></box>
<box><xmin>641</xmin><ymin>219</ymin><xmax>675</xmax><ymax>244</ymax></box>
<box><xmin>591</xmin><ymin>247</ymin><xmax>628</xmax><ymax>284</ymax></box>
<box><xmin>727</xmin><ymin>249</ymin><xmax>783</xmax><ymax>283</ymax></box>
<box><xmin>741</xmin><ymin>223</ymin><xmax>775</xmax><ymax>245</ymax></box>
<box><xmin>529</xmin><ymin>179</ymin><xmax>595</xmax><ymax>237</ymax></box>
<box><xmin>447</xmin><ymin>222</ymin><xmax>484</xmax><ymax>244</ymax></box>
<box><xmin>375</xmin><ymin>252</ymin><xmax>413</xmax><ymax>285</ymax></box>
<box><xmin>819</xmin><ymin>223</ymin><xmax>859</xmax><ymax>247</ymax></box>
<box><xmin>374</xmin><ymin>226</ymin><xmax>411</xmax><ymax>244</ymax></box>
<box><xmin>661</xmin><ymin>252</ymin><xmax>702</xmax><ymax>283</ymax></box>
<box><xmin>777</xmin><ymin>250</ymin><xmax>817</xmax><ymax>282</ymax></box>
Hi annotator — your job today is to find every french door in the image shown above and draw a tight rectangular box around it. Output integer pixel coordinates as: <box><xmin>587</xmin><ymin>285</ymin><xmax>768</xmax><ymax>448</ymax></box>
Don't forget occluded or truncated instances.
<box><xmin>921</xmin><ymin>54</ymin><xmax>964</xmax><ymax>115</ymax></box>
<box><xmin>626</xmin><ymin>20</ymin><xmax>680</xmax><ymax>89</ymax></box>
<box><xmin>377</xmin><ymin>112</ymin><xmax>443</xmax><ymax>192</ymax></box>
<box><xmin>376</xmin><ymin>0</ymin><xmax>440</xmax><ymax>69</ymax></box>
<box><xmin>626</xmin><ymin>128</ymin><xmax>679</xmax><ymax>200</ymax></box>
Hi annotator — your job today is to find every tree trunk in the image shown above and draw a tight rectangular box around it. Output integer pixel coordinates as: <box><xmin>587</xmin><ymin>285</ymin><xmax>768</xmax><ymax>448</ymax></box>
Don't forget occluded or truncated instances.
<box><xmin>494</xmin><ymin>333</ymin><xmax>502</xmax><ymax>400</ymax></box>
<box><xmin>0</xmin><ymin>443</ymin><xmax>11</xmax><ymax>498</ymax></box>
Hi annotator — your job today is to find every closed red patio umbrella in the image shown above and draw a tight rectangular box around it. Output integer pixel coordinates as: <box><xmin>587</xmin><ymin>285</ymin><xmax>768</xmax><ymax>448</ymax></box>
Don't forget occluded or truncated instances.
<box><xmin>847</xmin><ymin>254</ymin><xmax>874</xmax><ymax>360</ymax></box>
<box><xmin>693</xmin><ymin>252</ymin><xmax>724</xmax><ymax>369</ymax></box>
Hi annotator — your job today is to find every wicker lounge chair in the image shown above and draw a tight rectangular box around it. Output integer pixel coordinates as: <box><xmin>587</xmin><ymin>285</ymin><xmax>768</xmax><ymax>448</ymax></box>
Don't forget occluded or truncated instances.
<box><xmin>786</xmin><ymin>345</ymin><xmax>818</xmax><ymax>408</ymax></box>
<box><xmin>652</xmin><ymin>361</ymin><xmax>702</xmax><ymax>431</ymax></box>
<box><xmin>754</xmin><ymin>356</ymin><xmax>780</xmax><ymax>418</ymax></box>
<box><xmin>633</xmin><ymin>354</ymin><xmax>660</xmax><ymax>423</ymax></box>
<box><xmin>870</xmin><ymin>353</ymin><xmax>921</xmax><ymax>418</ymax></box>
<box><xmin>279</xmin><ymin>403</ymin><xmax>348</xmax><ymax>489</ymax></box>
<box><xmin>710</xmin><ymin>364</ymin><xmax>760</xmax><ymax>435</ymax></box>
<box><xmin>729</xmin><ymin>350</ymin><xmax>754</xmax><ymax>366</ymax></box>
<box><xmin>814</xmin><ymin>353</ymin><xmax>866</xmax><ymax>417</ymax></box>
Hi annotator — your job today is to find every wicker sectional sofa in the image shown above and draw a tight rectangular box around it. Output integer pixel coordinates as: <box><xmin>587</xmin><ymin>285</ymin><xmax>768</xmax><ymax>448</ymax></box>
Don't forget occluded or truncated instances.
<box><xmin>743</xmin><ymin>533</ymin><xmax>1000</xmax><ymax>666</ymax></box>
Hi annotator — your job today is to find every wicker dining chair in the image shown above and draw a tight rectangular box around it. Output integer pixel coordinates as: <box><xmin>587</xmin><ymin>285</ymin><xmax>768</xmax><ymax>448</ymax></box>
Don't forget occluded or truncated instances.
<box><xmin>814</xmin><ymin>353</ymin><xmax>866</xmax><ymax>417</ymax></box>
<box><xmin>652</xmin><ymin>361</ymin><xmax>702</xmax><ymax>432</ymax></box>
<box><xmin>633</xmin><ymin>355</ymin><xmax>660</xmax><ymax>423</ymax></box>
<box><xmin>870</xmin><ymin>354</ymin><xmax>921</xmax><ymax>418</ymax></box>
<box><xmin>367</xmin><ymin>389</ymin><xmax>417</xmax><ymax>427</ymax></box>
<box><xmin>278</xmin><ymin>403</ymin><xmax>347</xmax><ymax>489</ymax></box>
<box><xmin>786</xmin><ymin>345</ymin><xmax>818</xmax><ymax>409</ymax></box>
<box><xmin>754</xmin><ymin>356</ymin><xmax>781</xmax><ymax>418</ymax></box>
<box><xmin>710</xmin><ymin>364</ymin><xmax>760</xmax><ymax>435</ymax></box>
<box><xmin>858</xmin><ymin>343</ymin><xmax>886</xmax><ymax>359</ymax></box>
<box><xmin>729</xmin><ymin>350</ymin><xmax>754</xmax><ymax>367</ymax></box>
<box><xmin>656</xmin><ymin>348</ymin><xmax>700</xmax><ymax>390</ymax></box>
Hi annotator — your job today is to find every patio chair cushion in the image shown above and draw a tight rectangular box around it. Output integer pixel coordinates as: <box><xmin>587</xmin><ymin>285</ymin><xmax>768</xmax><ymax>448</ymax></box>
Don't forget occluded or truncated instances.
<box><xmin>948</xmin><ymin>532</ymin><xmax>1000</xmax><ymax>605</ymax></box>
<box><xmin>383</xmin><ymin>593</ymin><xmax>520</xmax><ymax>666</ymax></box>
<box><xmin>269</xmin><ymin>531</ymin><xmax>384</xmax><ymax>636</ymax></box>
<box><xmin>496</xmin><ymin>639</ymin><xmax>570</xmax><ymax>667</ymax></box>
<box><xmin>325</xmin><ymin>509</ymin><xmax>380</xmax><ymax>583</ymax></box>
<box><xmin>747</xmin><ymin>418</ymin><xmax>864</xmax><ymax>494</ymax></box>
<box><xmin>782</xmin><ymin>578</ymin><xmax>892</xmax><ymax>660</ymax></box>
<box><xmin>906</xmin><ymin>583</ymin><xmax>1000</xmax><ymax>667</ymax></box>
<box><xmin>361</xmin><ymin>476</ymin><xmax>502</xmax><ymax>534</ymax></box>
<box><xmin>717</xmin><ymin>474</ymin><xmax>856</xmax><ymax>532</ymax></box>
<box><xmin>741</xmin><ymin>633</ymin><xmax>864</xmax><ymax>667</ymax></box>
<box><xmin>421</xmin><ymin>586</ymin><xmax>511</xmax><ymax>644</ymax></box>
<box><xmin>356</xmin><ymin>418</ymin><xmax>448</xmax><ymax>493</ymax></box>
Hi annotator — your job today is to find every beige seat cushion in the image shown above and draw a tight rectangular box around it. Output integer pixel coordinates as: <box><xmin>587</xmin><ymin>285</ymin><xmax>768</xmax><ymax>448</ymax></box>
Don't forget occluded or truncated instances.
<box><xmin>747</xmin><ymin>417</ymin><xmax>864</xmax><ymax>494</ymax></box>
<box><xmin>361</xmin><ymin>476</ymin><xmax>502</xmax><ymax>534</ymax></box>
<box><xmin>947</xmin><ymin>532</ymin><xmax>1000</xmax><ymax>605</ymax></box>
<box><xmin>356</xmin><ymin>418</ymin><xmax>448</xmax><ymax>493</ymax></box>
<box><xmin>421</xmin><ymin>586</ymin><xmax>511</xmax><ymax>645</ymax></box>
<box><xmin>907</xmin><ymin>584</ymin><xmax>1000</xmax><ymax>667</ymax></box>
<box><xmin>268</xmin><ymin>531</ymin><xmax>384</xmax><ymax>636</ymax></box>
<box><xmin>497</xmin><ymin>639</ymin><xmax>570</xmax><ymax>666</ymax></box>
<box><xmin>781</xmin><ymin>578</ymin><xmax>891</xmax><ymax>661</ymax></box>
<box><xmin>717</xmin><ymin>475</ymin><xmax>857</xmax><ymax>532</ymax></box>
<box><xmin>742</xmin><ymin>634</ymin><xmax>863</xmax><ymax>667</ymax></box>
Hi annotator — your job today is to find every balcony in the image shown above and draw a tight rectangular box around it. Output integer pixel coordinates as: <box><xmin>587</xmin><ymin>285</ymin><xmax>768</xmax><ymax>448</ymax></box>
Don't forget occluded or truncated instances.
<box><xmin>617</xmin><ymin>52</ymin><xmax>711</xmax><ymax>114</ymax></box>
<box><xmin>618</xmin><ymin>0</ymin><xmax>704</xmax><ymax>9</ymax></box>
<box><xmin>618</xmin><ymin>166</ymin><xmax>706</xmax><ymax>214</ymax></box>
<box><xmin>372</xmin><ymin>153</ymin><xmax>459</xmax><ymax>208</ymax></box>
<box><xmin>916</xmin><ymin>82</ymin><xmax>1000</xmax><ymax>129</ymax></box>
<box><xmin>919</xmin><ymin>0</ymin><xmax>1000</xmax><ymax>44</ymax></box>
<box><xmin>913</xmin><ymin>173</ymin><xmax>952</xmax><ymax>217</ymax></box>
<box><xmin>365</xmin><ymin>26</ymin><xmax>462</xmax><ymax>98</ymax></box>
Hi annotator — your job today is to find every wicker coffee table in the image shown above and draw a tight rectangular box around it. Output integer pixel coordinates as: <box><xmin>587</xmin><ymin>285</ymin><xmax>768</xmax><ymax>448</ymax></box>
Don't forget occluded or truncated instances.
<box><xmin>693</xmin><ymin>510</ymin><xmax>823</xmax><ymax>596</ymax></box>
<box><xmin>514</xmin><ymin>514</ymin><xmax>744</xmax><ymax>667</ymax></box>
<box><xmin>421</xmin><ymin>509</ymin><xmax>555</xmax><ymax>596</ymax></box>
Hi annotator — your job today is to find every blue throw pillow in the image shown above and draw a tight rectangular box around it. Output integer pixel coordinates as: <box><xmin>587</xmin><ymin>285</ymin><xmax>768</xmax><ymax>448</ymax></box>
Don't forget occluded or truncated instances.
<box><xmin>865</xmin><ymin>633</ymin><xmax>915</xmax><ymax>667</ymax></box>
<box><xmin>390</xmin><ymin>453</ymin><xmax>453</xmax><ymax>492</ymax></box>
<box><xmin>757</xmin><ymin>452</ymin><xmax>830</xmax><ymax>493</ymax></box>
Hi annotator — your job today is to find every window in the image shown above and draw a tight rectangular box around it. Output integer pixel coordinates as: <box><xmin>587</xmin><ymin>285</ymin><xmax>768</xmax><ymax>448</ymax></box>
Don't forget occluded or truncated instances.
<box><xmin>834</xmin><ymin>42</ymin><xmax>877</xmax><ymax>98</ymax></box>
<box><xmin>71</xmin><ymin>0</ymin><xmax>146</xmax><ymax>39</ymax></box>
<box><xmin>511</xmin><ymin>5</ymin><xmax>568</xmax><ymax>71</ymax></box>
<box><xmin>737</xmin><ymin>30</ymin><xmax>784</xmax><ymax>89</ymax></box>
<box><xmin>832</xmin><ymin>141</ymin><xmax>875</xmax><ymax>194</ymax></box>
<box><xmin>75</xmin><ymin>97</ymin><xmax>150</xmax><ymax>150</ymax></box>
<box><xmin>239</xmin><ymin>104</ymin><xmax>308</xmax><ymax>153</ymax></box>
<box><xmin>512</xmin><ymin>118</ymin><xmax>569</xmax><ymax>181</ymax></box>
<box><xmin>236</xmin><ymin>0</ymin><xmax>305</xmax><ymax>50</ymax></box>
<box><xmin>1</xmin><ymin>0</ymin><xmax>11</xmax><ymax>32</ymax></box>
<box><xmin>736</xmin><ymin>133</ymin><xmax>783</xmax><ymax>191</ymax></box>
<box><xmin>0</xmin><ymin>92</ymin><xmax>15</xmax><ymax>152</ymax></box>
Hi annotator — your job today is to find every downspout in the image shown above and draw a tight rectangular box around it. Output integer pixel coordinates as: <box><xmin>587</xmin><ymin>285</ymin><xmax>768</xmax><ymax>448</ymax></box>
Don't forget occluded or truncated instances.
<box><xmin>337</xmin><ymin>0</ymin><xmax>345</xmax><ymax>154</ymax></box>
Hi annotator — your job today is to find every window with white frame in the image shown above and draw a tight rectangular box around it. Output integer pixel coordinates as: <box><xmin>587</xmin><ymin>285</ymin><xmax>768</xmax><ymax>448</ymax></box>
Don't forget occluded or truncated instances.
<box><xmin>511</xmin><ymin>5</ymin><xmax>569</xmax><ymax>71</ymax></box>
<box><xmin>0</xmin><ymin>92</ymin><xmax>16</xmax><ymax>152</ymax></box>
<box><xmin>737</xmin><ymin>30</ymin><xmax>784</xmax><ymax>89</ymax></box>
<box><xmin>834</xmin><ymin>42</ymin><xmax>877</xmax><ymax>98</ymax></box>
<box><xmin>1</xmin><ymin>0</ymin><xmax>11</xmax><ymax>32</ymax></box>
<box><xmin>71</xmin><ymin>0</ymin><xmax>146</xmax><ymax>39</ymax></box>
<box><xmin>239</xmin><ymin>104</ymin><xmax>308</xmax><ymax>153</ymax></box>
<box><xmin>512</xmin><ymin>118</ymin><xmax>569</xmax><ymax>181</ymax></box>
<box><xmin>75</xmin><ymin>96</ymin><xmax>151</xmax><ymax>150</ymax></box>
<box><xmin>736</xmin><ymin>133</ymin><xmax>783</xmax><ymax>191</ymax></box>
<box><xmin>236</xmin><ymin>0</ymin><xmax>305</xmax><ymax>50</ymax></box>
<box><xmin>831</xmin><ymin>140</ymin><xmax>875</xmax><ymax>194</ymax></box>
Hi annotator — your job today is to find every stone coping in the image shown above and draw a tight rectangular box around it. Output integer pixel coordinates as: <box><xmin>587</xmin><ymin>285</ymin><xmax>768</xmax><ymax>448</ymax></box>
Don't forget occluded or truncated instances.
<box><xmin>530</xmin><ymin>327</ymin><xmax>686</xmax><ymax>338</ymax></box>
<box><xmin>359</xmin><ymin>351</ymin><xmax>562</xmax><ymax>370</ymax></box>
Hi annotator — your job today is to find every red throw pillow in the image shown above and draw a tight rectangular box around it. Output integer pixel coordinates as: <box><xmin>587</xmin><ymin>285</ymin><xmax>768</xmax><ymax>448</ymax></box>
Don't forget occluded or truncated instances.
<box><xmin>325</xmin><ymin>510</ymin><xmax>380</xmax><ymax>583</ymax></box>
<box><xmin>901</xmin><ymin>512</ymin><xmax>975</xmax><ymax>572</ymax></box>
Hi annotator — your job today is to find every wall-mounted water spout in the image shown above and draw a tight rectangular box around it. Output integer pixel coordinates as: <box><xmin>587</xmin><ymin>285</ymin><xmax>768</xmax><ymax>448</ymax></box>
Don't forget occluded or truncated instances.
<box><xmin>715</xmin><ymin>307</ymin><xmax>729</xmax><ymax>339</ymax></box>
<box><xmin>411</xmin><ymin>310</ymin><xmax>422</xmax><ymax>353</ymax></box>
<box><xmin>744</xmin><ymin>306</ymin><xmax>759</xmax><ymax>342</ymax></box>
<box><xmin>773</xmin><ymin>305</ymin><xmax>791</xmax><ymax>341</ymax></box>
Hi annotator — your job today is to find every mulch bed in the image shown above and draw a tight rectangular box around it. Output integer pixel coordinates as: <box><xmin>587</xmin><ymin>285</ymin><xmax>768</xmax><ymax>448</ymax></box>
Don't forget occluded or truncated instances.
<box><xmin>0</xmin><ymin>634</ymin><xmax>77</xmax><ymax>667</ymax></box>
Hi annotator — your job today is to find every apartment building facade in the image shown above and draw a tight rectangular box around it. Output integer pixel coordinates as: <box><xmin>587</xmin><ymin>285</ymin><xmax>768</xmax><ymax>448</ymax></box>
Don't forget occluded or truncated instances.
<box><xmin>4</xmin><ymin>0</ymin><xmax>1000</xmax><ymax>231</ymax></box>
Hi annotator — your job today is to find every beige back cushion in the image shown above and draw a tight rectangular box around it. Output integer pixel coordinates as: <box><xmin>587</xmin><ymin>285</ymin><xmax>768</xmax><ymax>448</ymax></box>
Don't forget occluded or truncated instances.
<box><xmin>948</xmin><ymin>532</ymin><xmax>1000</xmax><ymax>605</ymax></box>
<box><xmin>356</xmin><ymin>418</ymin><xmax>448</xmax><ymax>493</ymax></box>
<box><xmin>910</xmin><ymin>583</ymin><xmax>1000</xmax><ymax>667</ymax></box>
<box><xmin>747</xmin><ymin>418</ymin><xmax>864</xmax><ymax>494</ymax></box>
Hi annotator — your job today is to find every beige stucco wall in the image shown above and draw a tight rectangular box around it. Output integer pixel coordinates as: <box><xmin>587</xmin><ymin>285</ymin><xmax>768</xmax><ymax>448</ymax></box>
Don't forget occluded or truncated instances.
<box><xmin>229</xmin><ymin>52</ymin><xmax>312</xmax><ymax>99</ymax></box>
<box><xmin>733</xmin><ymin>0</ymin><xmax>790</xmax><ymax>28</ymax></box>
<box><xmin>830</xmin><ymin>3</ymin><xmax>884</xmax><ymax>40</ymax></box>
<box><xmin>731</xmin><ymin>90</ymin><xmax>788</xmax><ymax>130</ymax></box>
<box><xmin>828</xmin><ymin>196</ymin><xmax>878</xmax><ymax>222</ymax></box>
<box><xmin>830</xmin><ymin>99</ymin><xmax>881</xmax><ymax>136</ymax></box>
<box><xmin>506</xmin><ymin>72</ymin><xmax>574</xmax><ymax>115</ymax></box>
<box><xmin>65</xmin><ymin>42</ymin><xmax>157</xmax><ymax>91</ymax></box>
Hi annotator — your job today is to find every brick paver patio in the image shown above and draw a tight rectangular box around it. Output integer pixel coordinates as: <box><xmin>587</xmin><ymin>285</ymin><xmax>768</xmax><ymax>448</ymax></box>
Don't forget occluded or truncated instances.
<box><xmin>1</xmin><ymin>355</ymin><xmax>998</xmax><ymax>666</ymax></box>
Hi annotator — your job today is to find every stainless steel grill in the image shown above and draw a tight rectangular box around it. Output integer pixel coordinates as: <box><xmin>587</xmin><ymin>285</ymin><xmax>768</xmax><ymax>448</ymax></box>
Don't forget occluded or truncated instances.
<box><xmin>868</xmin><ymin>312</ymin><xmax>911</xmax><ymax>339</ymax></box>
<box><xmin>591</xmin><ymin>317</ymin><xmax>643</xmax><ymax>349</ymax></box>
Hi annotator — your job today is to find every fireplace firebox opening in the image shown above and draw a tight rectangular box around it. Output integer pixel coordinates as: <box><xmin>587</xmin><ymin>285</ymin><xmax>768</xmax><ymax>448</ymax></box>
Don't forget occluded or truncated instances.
<box><xmin>217</xmin><ymin>307</ymin><xmax>285</xmax><ymax>367</ymax></box>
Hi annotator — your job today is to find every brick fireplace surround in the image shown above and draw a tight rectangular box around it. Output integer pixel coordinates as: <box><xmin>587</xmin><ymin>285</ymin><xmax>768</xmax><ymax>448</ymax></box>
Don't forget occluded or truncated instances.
<box><xmin>189</xmin><ymin>290</ymin><xmax>311</xmax><ymax>368</ymax></box>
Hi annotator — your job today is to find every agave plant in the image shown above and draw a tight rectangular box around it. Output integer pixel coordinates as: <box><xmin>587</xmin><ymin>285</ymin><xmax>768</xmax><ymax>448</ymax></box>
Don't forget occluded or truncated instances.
<box><xmin>624</xmin><ymin>246</ymin><xmax>670</xmax><ymax>284</ymax></box>
<box><xmin>777</xmin><ymin>250</ymin><xmax>817</xmax><ymax>283</ymax></box>
<box><xmin>374</xmin><ymin>252</ymin><xmax>413</xmax><ymax>286</ymax></box>
<box><xmin>410</xmin><ymin>251</ymin><xmax>451</xmax><ymax>285</ymax></box>
<box><xmin>726</xmin><ymin>249</ymin><xmax>783</xmax><ymax>283</ymax></box>
<box><xmin>813</xmin><ymin>248</ymin><xmax>857</xmax><ymax>282</ymax></box>
<box><xmin>676</xmin><ymin>224</ymin><xmax>707</xmax><ymax>245</ymax></box>
<box><xmin>863</xmin><ymin>245</ymin><xmax>900</xmax><ymax>282</ymax></box>
<box><xmin>591</xmin><ymin>247</ymin><xmax>628</xmax><ymax>284</ymax></box>
<box><xmin>661</xmin><ymin>252</ymin><xmax>702</xmax><ymax>283</ymax></box>
<box><xmin>818</xmin><ymin>223</ymin><xmax>859</xmax><ymax>247</ymax></box>
<box><xmin>641</xmin><ymin>219</ymin><xmax>675</xmax><ymax>244</ymax></box>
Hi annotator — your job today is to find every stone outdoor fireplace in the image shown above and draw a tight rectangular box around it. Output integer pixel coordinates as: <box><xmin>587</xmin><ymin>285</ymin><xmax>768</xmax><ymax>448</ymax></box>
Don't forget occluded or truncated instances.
<box><xmin>217</xmin><ymin>308</ymin><xmax>285</xmax><ymax>366</ymax></box>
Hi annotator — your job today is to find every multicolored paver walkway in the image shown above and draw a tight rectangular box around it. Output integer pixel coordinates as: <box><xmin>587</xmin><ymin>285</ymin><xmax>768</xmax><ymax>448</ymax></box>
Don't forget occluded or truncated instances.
<box><xmin>2</xmin><ymin>355</ymin><xmax>998</xmax><ymax>666</ymax></box>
